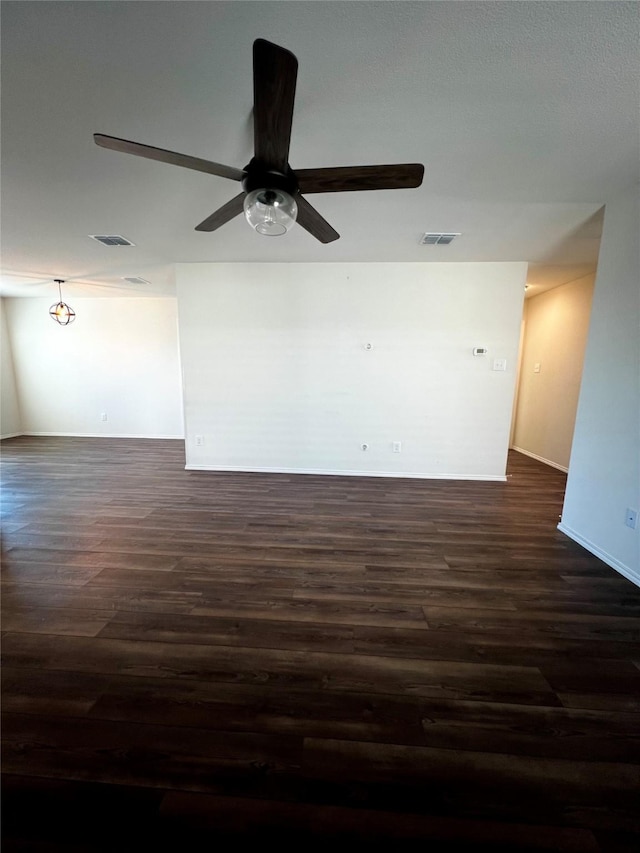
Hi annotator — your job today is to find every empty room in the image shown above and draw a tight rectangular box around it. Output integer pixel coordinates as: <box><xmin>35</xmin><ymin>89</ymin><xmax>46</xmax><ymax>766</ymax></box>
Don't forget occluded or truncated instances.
<box><xmin>1</xmin><ymin>1</ymin><xmax>639</xmax><ymax>849</ymax></box>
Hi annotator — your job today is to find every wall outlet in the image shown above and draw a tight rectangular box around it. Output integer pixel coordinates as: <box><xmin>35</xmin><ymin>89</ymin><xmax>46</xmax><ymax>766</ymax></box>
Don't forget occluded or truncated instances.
<box><xmin>492</xmin><ymin>358</ymin><xmax>507</xmax><ymax>372</ymax></box>
<box><xmin>392</xmin><ymin>441</ymin><xmax>402</xmax><ymax>453</ymax></box>
<box><xmin>100</xmin><ymin>412</ymin><xmax>107</xmax><ymax>421</ymax></box>
<box><xmin>195</xmin><ymin>435</ymin><xmax>205</xmax><ymax>447</ymax></box>
<box><xmin>625</xmin><ymin>507</ymin><xmax>638</xmax><ymax>530</ymax></box>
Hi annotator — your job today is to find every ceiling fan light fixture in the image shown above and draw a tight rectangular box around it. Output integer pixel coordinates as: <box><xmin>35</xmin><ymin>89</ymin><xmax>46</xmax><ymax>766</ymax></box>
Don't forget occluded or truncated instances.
<box><xmin>243</xmin><ymin>188</ymin><xmax>298</xmax><ymax>236</ymax></box>
<box><xmin>95</xmin><ymin>40</ymin><xmax>423</xmax><ymax>244</ymax></box>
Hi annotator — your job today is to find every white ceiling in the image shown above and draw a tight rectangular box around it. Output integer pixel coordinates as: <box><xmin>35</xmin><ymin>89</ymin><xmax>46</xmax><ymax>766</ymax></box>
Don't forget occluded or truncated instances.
<box><xmin>1</xmin><ymin>1</ymin><xmax>637</xmax><ymax>300</ymax></box>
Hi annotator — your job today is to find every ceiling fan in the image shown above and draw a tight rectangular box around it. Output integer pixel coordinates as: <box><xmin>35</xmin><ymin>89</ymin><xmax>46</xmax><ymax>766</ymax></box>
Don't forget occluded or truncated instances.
<box><xmin>94</xmin><ymin>39</ymin><xmax>424</xmax><ymax>244</ymax></box>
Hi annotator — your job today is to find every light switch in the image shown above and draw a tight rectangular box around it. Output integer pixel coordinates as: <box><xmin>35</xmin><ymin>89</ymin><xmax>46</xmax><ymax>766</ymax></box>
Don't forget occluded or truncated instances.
<box><xmin>492</xmin><ymin>358</ymin><xmax>507</xmax><ymax>372</ymax></box>
<box><xmin>534</xmin><ymin>362</ymin><xmax>541</xmax><ymax>373</ymax></box>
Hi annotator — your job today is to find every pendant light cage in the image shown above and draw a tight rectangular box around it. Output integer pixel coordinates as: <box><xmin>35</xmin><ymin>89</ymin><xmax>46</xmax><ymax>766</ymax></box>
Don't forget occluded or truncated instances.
<box><xmin>49</xmin><ymin>280</ymin><xmax>76</xmax><ymax>325</ymax></box>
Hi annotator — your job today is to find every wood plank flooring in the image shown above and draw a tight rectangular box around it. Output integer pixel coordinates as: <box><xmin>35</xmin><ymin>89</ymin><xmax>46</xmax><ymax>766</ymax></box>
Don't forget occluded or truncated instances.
<box><xmin>1</xmin><ymin>436</ymin><xmax>639</xmax><ymax>851</ymax></box>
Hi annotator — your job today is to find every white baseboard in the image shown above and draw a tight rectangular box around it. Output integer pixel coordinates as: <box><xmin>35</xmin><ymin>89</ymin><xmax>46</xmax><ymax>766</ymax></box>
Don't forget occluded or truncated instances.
<box><xmin>557</xmin><ymin>522</ymin><xmax>639</xmax><ymax>588</ymax></box>
<box><xmin>23</xmin><ymin>432</ymin><xmax>184</xmax><ymax>440</ymax></box>
<box><xmin>185</xmin><ymin>464</ymin><xmax>507</xmax><ymax>482</ymax></box>
<box><xmin>511</xmin><ymin>445</ymin><xmax>568</xmax><ymax>473</ymax></box>
<box><xmin>0</xmin><ymin>431</ymin><xmax>24</xmax><ymax>440</ymax></box>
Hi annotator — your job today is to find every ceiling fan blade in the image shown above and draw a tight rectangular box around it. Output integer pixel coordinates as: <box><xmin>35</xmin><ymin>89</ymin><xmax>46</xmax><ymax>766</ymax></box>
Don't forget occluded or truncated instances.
<box><xmin>195</xmin><ymin>193</ymin><xmax>246</xmax><ymax>232</ymax></box>
<box><xmin>253</xmin><ymin>39</ymin><xmax>298</xmax><ymax>172</ymax></box>
<box><xmin>295</xmin><ymin>195</ymin><xmax>339</xmax><ymax>243</ymax></box>
<box><xmin>296</xmin><ymin>164</ymin><xmax>424</xmax><ymax>194</ymax></box>
<box><xmin>94</xmin><ymin>134</ymin><xmax>245</xmax><ymax>181</ymax></box>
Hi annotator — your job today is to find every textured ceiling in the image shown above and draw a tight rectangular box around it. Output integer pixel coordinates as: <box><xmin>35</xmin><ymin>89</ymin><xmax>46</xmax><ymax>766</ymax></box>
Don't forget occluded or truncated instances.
<box><xmin>1</xmin><ymin>1</ymin><xmax>637</xmax><ymax>299</ymax></box>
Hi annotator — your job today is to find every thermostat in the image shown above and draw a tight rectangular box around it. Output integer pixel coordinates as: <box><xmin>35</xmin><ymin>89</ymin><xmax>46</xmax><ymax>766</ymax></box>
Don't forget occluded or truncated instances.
<box><xmin>472</xmin><ymin>347</ymin><xmax>488</xmax><ymax>356</ymax></box>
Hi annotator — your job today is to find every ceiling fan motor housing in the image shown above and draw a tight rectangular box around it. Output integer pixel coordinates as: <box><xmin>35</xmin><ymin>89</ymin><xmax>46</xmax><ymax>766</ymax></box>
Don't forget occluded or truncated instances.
<box><xmin>242</xmin><ymin>160</ymin><xmax>299</xmax><ymax>196</ymax></box>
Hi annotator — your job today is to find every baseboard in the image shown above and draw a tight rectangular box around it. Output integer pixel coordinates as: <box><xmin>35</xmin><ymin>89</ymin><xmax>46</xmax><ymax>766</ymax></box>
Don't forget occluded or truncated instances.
<box><xmin>557</xmin><ymin>522</ymin><xmax>639</xmax><ymax>588</ymax></box>
<box><xmin>511</xmin><ymin>445</ymin><xmax>569</xmax><ymax>473</ymax></box>
<box><xmin>23</xmin><ymin>432</ymin><xmax>184</xmax><ymax>440</ymax></box>
<box><xmin>185</xmin><ymin>464</ymin><xmax>507</xmax><ymax>482</ymax></box>
<box><xmin>0</xmin><ymin>432</ymin><xmax>24</xmax><ymax>440</ymax></box>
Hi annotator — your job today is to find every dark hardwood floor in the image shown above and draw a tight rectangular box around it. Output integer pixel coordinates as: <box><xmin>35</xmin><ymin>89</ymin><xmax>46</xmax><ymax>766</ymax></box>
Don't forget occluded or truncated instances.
<box><xmin>1</xmin><ymin>436</ymin><xmax>639</xmax><ymax>851</ymax></box>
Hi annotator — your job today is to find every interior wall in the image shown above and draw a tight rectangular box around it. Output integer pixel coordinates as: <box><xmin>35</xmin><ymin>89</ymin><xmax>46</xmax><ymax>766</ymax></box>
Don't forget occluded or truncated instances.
<box><xmin>1</xmin><ymin>298</ymin><xmax>23</xmax><ymax>437</ymax></box>
<box><xmin>512</xmin><ymin>274</ymin><xmax>595</xmax><ymax>471</ymax></box>
<box><xmin>176</xmin><ymin>262</ymin><xmax>526</xmax><ymax>479</ymax></box>
<box><xmin>5</xmin><ymin>296</ymin><xmax>184</xmax><ymax>438</ymax></box>
<box><xmin>560</xmin><ymin>187</ymin><xmax>640</xmax><ymax>584</ymax></box>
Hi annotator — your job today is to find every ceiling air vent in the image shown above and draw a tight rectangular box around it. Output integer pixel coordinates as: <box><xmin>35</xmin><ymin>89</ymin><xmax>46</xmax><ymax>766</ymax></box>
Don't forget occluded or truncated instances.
<box><xmin>89</xmin><ymin>235</ymin><xmax>135</xmax><ymax>247</ymax></box>
<box><xmin>123</xmin><ymin>276</ymin><xmax>150</xmax><ymax>285</ymax></box>
<box><xmin>420</xmin><ymin>232</ymin><xmax>461</xmax><ymax>245</ymax></box>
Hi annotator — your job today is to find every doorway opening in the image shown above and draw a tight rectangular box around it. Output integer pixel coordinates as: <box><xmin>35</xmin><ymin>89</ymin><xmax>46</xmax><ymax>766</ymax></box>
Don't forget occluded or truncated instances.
<box><xmin>509</xmin><ymin>209</ymin><xmax>603</xmax><ymax>487</ymax></box>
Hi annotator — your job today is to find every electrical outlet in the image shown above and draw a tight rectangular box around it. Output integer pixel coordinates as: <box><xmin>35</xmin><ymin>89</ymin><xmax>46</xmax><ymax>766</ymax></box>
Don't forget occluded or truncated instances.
<box><xmin>392</xmin><ymin>441</ymin><xmax>402</xmax><ymax>453</ymax></box>
<box><xmin>195</xmin><ymin>435</ymin><xmax>205</xmax><ymax>447</ymax></box>
<box><xmin>100</xmin><ymin>412</ymin><xmax>107</xmax><ymax>421</ymax></box>
<box><xmin>625</xmin><ymin>507</ymin><xmax>638</xmax><ymax>530</ymax></box>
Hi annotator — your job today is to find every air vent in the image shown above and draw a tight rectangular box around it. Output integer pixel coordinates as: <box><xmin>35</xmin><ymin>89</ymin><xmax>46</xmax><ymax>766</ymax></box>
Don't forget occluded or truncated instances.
<box><xmin>420</xmin><ymin>232</ymin><xmax>461</xmax><ymax>245</ymax></box>
<box><xmin>123</xmin><ymin>276</ymin><xmax>150</xmax><ymax>285</ymax></box>
<box><xmin>89</xmin><ymin>235</ymin><xmax>135</xmax><ymax>247</ymax></box>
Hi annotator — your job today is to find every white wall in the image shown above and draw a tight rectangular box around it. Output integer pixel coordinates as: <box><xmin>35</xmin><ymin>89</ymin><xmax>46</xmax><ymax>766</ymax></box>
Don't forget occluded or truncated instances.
<box><xmin>1</xmin><ymin>298</ymin><xmax>23</xmax><ymax>437</ymax></box>
<box><xmin>176</xmin><ymin>262</ymin><xmax>526</xmax><ymax>479</ymax></box>
<box><xmin>560</xmin><ymin>188</ymin><xmax>640</xmax><ymax>584</ymax></box>
<box><xmin>512</xmin><ymin>275</ymin><xmax>595</xmax><ymax>471</ymax></box>
<box><xmin>5</xmin><ymin>297</ymin><xmax>184</xmax><ymax>438</ymax></box>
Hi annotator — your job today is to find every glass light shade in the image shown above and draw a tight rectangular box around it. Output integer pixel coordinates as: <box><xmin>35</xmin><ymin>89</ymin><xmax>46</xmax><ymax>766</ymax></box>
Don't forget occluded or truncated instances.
<box><xmin>49</xmin><ymin>301</ymin><xmax>76</xmax><ymax>326</ymax></box>
<box><xmin>243</xmin><ymin>188</ymin><xmax>297</xmax><ymax>236</ymax></box>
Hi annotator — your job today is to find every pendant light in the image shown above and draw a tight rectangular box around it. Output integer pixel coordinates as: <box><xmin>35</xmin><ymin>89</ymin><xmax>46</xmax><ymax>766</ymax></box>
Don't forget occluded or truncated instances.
<box><xmin>49</xmin><ymin>279</ymin><xmax>75</xmax><ymax>325</ymax></box>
